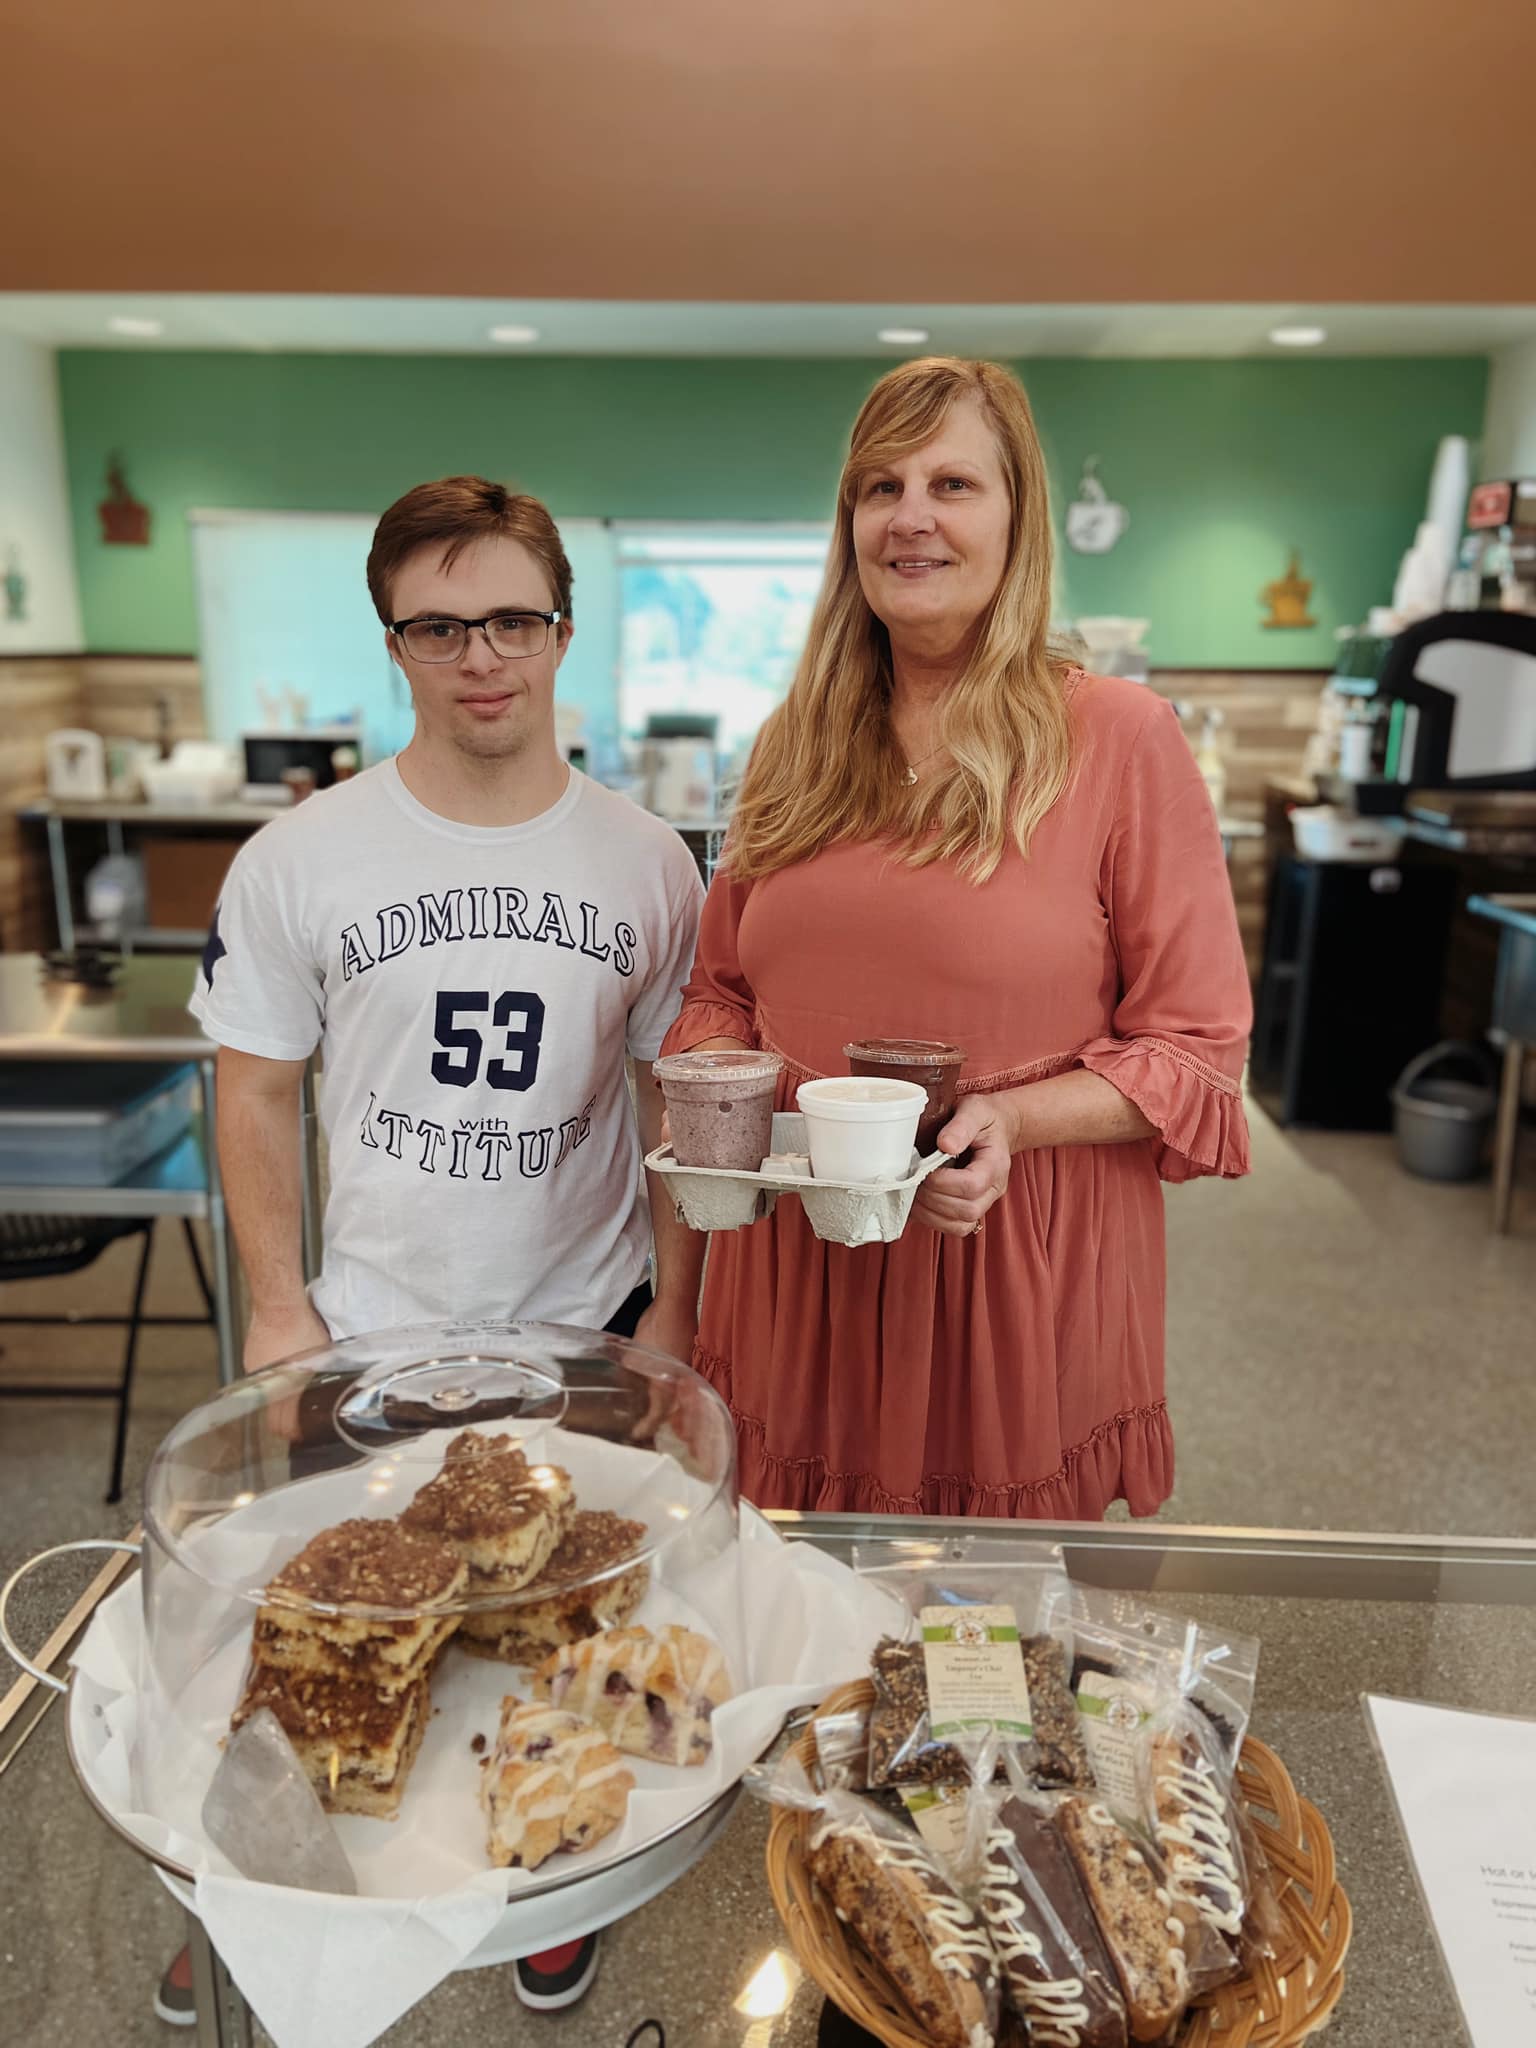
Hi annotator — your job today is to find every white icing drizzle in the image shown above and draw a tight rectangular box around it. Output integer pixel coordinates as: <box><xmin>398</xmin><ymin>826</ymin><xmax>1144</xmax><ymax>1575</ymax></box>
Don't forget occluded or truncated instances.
<box><xmin>482</xmin><ymin>1700</ymin><xmax>631</xmax><ymax>1860</ymax></box>
<box><xmin>544</xmin><ymin>1625</ymin><xmax>729</xmax><ymax>1761</ymax></box>
<box><xmin>818</xmin><ymin>1811</ymin><xmax>996</xmax><ymax>1977</ymax></box>
<box><xmin>979</xmin><ymin>1825</ymin><xmax>1091</xmax><ymax>2047</ymax></box>
<box><xmin>1068</xmin><ymin>1800</ymin><xmax>1187</xmax><ymax>2004</ymax></box>
<box><xmin>1154</xmin><ymin>1751</ymin><xmax>1245</xmax><ymax>1935</ymax></box>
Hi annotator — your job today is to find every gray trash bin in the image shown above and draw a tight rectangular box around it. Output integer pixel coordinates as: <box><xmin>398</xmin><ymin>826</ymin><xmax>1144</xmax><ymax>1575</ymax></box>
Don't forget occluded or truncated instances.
<box><xmin>1391</xmin><ymin>1041</ymin><xmax>1497</xmax><ymax>1182</ymax></box>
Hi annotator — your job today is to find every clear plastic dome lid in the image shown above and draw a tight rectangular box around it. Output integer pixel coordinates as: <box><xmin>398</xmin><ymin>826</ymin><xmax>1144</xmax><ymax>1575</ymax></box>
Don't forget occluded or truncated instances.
<box><xmin>142</xmin><ymin>1320</ymin><xmax>739</xmax><ymax>1622</ymax></box>
<box><xmin>129</xmin><ymin>1322</ymin><xmax>752</xmax><ymax>1891</ymax></box>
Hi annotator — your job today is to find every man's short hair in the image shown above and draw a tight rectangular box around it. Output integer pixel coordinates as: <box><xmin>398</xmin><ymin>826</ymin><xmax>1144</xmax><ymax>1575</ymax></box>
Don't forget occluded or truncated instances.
<box><xmin>367</xmin><ymin>476</ymin><xmax>573</xmax><ymax>624</ymax></box>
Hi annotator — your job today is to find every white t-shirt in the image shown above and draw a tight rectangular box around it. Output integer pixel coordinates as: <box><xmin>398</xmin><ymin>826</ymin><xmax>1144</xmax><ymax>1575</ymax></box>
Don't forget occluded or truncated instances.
<box><xmin>189</xmin><ymin>761</ymin><xmax>704</xmax><ymax>1337</ymax></box>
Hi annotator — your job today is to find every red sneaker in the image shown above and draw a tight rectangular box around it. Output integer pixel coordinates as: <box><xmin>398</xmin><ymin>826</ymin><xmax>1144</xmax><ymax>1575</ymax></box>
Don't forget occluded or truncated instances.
<box><xmin>153</xmin><ymin>1943</ymin><xmax>196</xmax><ymax>2027</ymax></box>
<box><xmin>513</xmin><ymin>1932</ymin><xmax>601</xmax><ymax>2011</ymax></box>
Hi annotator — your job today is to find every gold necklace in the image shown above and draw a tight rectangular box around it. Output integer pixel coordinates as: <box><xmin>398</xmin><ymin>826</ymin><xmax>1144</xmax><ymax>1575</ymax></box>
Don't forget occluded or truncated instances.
<box><xmin>902</xmin><ymin>743</ymin><xmax>945</xmax><ymax>786</ymax></box>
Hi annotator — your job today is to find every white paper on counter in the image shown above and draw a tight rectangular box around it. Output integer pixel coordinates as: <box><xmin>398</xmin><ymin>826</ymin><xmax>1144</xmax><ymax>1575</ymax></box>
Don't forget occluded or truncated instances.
<box><xmin>68</xmin><ymin>1496</ymin><xmax>902</xmax><ymax>2048</ymax></box>
<box><xmin>1364</xmin><ymin>1693</ymin><xmax>1536</xmax><ymax>2044</ymax></box>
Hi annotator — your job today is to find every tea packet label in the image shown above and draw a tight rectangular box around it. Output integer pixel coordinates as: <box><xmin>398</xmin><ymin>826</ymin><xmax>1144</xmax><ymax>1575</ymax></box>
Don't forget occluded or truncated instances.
<box><xmin>1075</xmin><ymin>1672</ymin><xmax>1157</xmax><ymax>1818</ymax></box>
<box><xmin>920</xmin><ymin>1604</ymin><xmax>1033</xmax><ymax>1741</ymax></box>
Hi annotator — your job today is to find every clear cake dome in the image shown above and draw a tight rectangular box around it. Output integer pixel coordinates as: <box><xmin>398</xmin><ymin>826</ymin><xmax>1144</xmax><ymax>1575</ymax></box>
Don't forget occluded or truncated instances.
<box><xmin>133</xmin><ymin>1320</ymin><xmax>742</xmax><ymax>1869</ymax></box>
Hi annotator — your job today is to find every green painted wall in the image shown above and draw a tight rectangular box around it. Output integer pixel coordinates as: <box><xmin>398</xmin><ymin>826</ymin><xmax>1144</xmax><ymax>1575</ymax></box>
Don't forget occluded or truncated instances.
<box><xmin>57</xmin><ymin>351</ymin><xmax>1488</xmax><ymax>666</ymax></box>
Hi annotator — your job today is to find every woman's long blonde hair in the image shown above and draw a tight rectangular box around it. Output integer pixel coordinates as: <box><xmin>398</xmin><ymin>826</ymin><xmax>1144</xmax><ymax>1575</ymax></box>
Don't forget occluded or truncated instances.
<box><xmin>726</xmin><ymin>356</ymin><xmax>1073</xmax><ymax>884</ymax></box>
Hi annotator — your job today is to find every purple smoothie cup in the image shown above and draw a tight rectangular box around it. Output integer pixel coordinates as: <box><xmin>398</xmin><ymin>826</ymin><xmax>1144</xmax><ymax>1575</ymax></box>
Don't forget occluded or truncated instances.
<box><xmin>653</xmin><ymin>1050</ymin><xmax>785</xmax><ymax>1171</ymax></box>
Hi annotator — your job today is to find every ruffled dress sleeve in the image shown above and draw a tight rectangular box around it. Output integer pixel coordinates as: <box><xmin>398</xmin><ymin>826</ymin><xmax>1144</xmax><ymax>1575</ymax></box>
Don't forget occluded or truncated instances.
<box><xmin>1075</xmin><ymin>696</ymin><xmax>1253</xmax><ymax>1183</ymax></box>
<box><xmin>658</xmin><ymin>867</ymin><xmax>760</xmax><ymax>1055</ymax></box>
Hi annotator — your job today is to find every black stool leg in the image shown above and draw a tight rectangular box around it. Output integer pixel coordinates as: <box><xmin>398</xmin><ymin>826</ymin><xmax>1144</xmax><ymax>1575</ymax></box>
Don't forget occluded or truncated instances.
<box><xmin>107</xmin><ymin>1224</ymin><xmax>156</xmax><ymax>1504</ymax></box>
<box><xmin>181</xmin><ymin>1218</ymin><xmax>217</xmax><ymax>1321</ymax></box>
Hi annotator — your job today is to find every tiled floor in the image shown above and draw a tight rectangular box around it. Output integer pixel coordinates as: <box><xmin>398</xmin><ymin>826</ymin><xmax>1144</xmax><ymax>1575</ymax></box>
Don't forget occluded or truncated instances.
<box><xmin>1</xmin><ymin>1099</ymin><xmax>1531</xmax><ymax>2044</ymax></box>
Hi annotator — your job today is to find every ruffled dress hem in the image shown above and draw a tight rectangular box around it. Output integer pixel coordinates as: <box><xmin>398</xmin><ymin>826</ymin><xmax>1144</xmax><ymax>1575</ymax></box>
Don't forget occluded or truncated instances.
<box><xmin>696</xmin><ymin>1344</ymin><xmax>1175</xmax><ymax>1520</ymax></box>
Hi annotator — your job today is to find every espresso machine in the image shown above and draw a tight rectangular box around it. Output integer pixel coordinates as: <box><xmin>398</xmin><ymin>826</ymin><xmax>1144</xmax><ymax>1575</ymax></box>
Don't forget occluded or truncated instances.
<box><xmin>1256</xmin><ymin>609</ymin><xmax>1536</xmax><ymax>1128</ymax></box>
<box><xmin>1320</xmin><ymin>609</ymin><xmax>1536</xmax><ymax>820</ymax></box>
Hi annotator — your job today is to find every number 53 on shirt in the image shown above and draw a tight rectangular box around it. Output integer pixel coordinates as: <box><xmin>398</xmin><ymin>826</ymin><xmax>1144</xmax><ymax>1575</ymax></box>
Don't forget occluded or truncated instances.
<box><xmin>431</xmin><ymin>990</ymin><xmax>546</xmax><ymax>1092</ymax></box>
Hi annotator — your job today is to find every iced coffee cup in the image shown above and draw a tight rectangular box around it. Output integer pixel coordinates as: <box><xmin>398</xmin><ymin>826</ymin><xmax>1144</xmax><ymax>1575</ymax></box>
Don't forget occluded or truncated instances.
<box><xmin>843</xmin><ymin>1038</ymin><xmax>965</xmax><ymax>1155</ymax></box>
<box><xmin>653</xmin><ymin>1050</ymin><xmax>784</xmax><ymax>1171</ymax></box>
<box><xmin>795</xmin><ymin>1077</ymin><xmax>927</xmax><ymax>1184</ymax></box>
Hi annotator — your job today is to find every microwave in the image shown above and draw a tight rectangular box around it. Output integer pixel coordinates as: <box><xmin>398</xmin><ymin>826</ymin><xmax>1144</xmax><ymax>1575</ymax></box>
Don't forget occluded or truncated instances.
<box><xmin>242</xmin><ymin>726</ymin><xmax>359</xmax><ymax>791</ymax></box>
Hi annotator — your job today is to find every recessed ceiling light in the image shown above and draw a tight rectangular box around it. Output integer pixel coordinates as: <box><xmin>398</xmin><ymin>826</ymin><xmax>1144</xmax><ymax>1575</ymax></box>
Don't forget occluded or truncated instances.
<box><xmin>877</xmin><ymin>326</ymin><xmax>930</xmax><ymax>346</ymax></box>
<box><xmin>1269</xmin><ymin>324</ymin><xmax>1327</xmax><ymax>348</ymax></box>
<box><xmin>108</xmin><ymin>316</ymin><xmax>164</xmax><ymax>338</ymax></box>
<box><xmin>489</xmin><ymin>324</ymin><xmax>540</xmax><ymax>345</ymax></box>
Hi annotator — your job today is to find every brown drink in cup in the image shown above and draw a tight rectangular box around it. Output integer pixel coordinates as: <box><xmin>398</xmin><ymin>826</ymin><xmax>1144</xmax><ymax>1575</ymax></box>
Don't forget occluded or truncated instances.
<box><xmin>843</xmin><ymin>1039</ymin><xmax>964</xmax><ymax>1155</ymax></box>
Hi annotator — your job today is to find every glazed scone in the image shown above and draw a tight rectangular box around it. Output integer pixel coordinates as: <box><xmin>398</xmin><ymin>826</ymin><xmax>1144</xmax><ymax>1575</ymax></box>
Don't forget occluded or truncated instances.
<box><xmin>459</xmin><ymin>1510</ymin><xmax>651</xmax><ymax>1665</ymax></box>
<box><xmin>536</xmin><ymin>1624</ymin><xmax>731</xmax><ymax>1766</ymax></box>
<box><xmin>232</xmin><ymin>1663</ymin><xmax>432</xmax><ymax>1820</ymax></box>
<box><xmin>400</xmin><ymin>1430</ymin><xmax>573</xmax><ymax>1589</ymax></box>
<box><xmin>479</xmin><ymin>1697</ymin><xmax>634</xmax><ymax>1869</ymax></box>
<box><xmin>255</xmin><ymin>1518</ymin><xmax>467</xmax><ymax>1686</ymax></box>
<box><xmin>1057</xmin><ymin>1797</ymin><xmax>1188</xmax><ymax>2043</ymax></box>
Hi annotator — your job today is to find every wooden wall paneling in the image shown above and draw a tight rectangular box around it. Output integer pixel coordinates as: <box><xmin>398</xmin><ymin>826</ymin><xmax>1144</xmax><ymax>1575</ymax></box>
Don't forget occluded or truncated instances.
<box><xmin>0</xmin><ymin>660</ymin><xmax>86</xmax><ymax>950</ymax></box>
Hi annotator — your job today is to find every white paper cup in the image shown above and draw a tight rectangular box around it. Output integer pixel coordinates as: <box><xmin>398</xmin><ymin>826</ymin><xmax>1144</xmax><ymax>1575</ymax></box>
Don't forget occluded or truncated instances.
<box><xmin>795</xmin><ymin>1077</ymin><xmax>927</xmax><ymax>1184</ymax></box>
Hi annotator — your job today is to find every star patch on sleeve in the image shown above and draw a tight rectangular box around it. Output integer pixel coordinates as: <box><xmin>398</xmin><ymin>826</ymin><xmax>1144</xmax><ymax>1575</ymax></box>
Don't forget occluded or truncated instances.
<box><xmin>201</xmin><ymin>904</ymin><xmax>227</xmax><ymax>988</ymax></box>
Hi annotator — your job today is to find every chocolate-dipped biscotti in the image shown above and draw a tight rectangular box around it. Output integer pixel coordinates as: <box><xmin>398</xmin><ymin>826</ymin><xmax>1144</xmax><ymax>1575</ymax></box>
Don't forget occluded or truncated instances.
<box><xmin>980</xmin><ymin>1796</ymin><xmax>1128</xmax><ymax>2047</ymax></box>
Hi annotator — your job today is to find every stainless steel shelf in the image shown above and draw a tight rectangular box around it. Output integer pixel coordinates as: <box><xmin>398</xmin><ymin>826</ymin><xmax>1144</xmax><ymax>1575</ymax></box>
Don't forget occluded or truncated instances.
<box><xmin>0</xmin><ymin>1131</ymin><xmax>211</xmax><ymax>1220</ymax></box>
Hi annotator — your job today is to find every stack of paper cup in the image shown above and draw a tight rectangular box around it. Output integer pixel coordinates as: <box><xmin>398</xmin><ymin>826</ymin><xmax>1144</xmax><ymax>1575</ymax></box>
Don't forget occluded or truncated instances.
<box><xmin>795</xmin><ymin>1077</ymin><xmax>927</xmax><ymax>1184</ymax></box>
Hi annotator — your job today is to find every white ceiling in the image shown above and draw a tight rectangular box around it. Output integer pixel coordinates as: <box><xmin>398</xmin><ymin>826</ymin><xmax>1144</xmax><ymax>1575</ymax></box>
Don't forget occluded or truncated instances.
<box><xmin>2</xmin><ymin>294</ymin><xmax>1536</xmax><ymax>360</ymax></box>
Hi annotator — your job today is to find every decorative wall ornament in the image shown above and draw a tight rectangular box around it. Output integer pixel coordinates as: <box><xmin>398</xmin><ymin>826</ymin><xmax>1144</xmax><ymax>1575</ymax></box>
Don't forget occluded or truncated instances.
<box><xmin>3</xmin><ymin>545</ymin><xmax>26</xmax><ymax>622</ymax></box>
<box><xmin>99</xmin><ymin>454</ymin><xmax>151</xmax><ymax>546</ymax></box>
<box><xmin>1261</xmin><ymin>549</ymin><xmax>1317</xmax><ymax>628</ymax></box>
<box><xmin>1065</xmin><ymin>457</ymin><xmax>1129</xmax><ymax>555</ymax></box>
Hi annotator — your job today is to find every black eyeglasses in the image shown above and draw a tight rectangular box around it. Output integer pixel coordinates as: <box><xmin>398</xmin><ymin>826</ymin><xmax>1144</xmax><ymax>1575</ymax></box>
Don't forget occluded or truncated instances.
<box><xmin>389</xmin><ymin>610</ymin><xmax>563</xmax><ymax>662</ymax></box>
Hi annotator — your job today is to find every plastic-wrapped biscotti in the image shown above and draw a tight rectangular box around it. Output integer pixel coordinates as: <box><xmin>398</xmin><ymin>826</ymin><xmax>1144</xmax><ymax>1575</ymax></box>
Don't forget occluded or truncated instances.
<box><xmin>1140</xmin><ymin>1701</ymin><xmax>1248</xmax><ymax>1992</ymax></box>
<box><xmin>806</xmin><ymin>1791</ymin><xmax>1002</xmax><ymax>2048</ymax></box>
<box><xmin>1055</xmin><ymin>1796</ymin><xmax>1189</xmax><ymax>2044</ymax></box>
<box><xmin>978</xmin><ymin>1793</ymin><xmax>1129</xmax><ymax>2047</ymax></box>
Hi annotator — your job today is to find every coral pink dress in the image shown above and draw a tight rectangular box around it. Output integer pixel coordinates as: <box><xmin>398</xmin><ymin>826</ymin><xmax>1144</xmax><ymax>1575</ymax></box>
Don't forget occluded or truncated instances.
<box><xmin>660</xmin><ymin>674</ymin><xmax>1252</xmax><ymax>1519</ymax></box>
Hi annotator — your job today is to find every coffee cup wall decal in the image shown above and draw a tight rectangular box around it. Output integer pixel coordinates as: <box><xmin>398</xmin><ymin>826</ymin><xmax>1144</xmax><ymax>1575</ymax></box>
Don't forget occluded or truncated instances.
<box><xmin>99</xmin><ymin>455</ymin><xmax>151</xmax><ymax>546</ymax></box>
<box><xmin>1065</xmin><ymin>457</ymin><xmax>1129</xmax><ymax>555</ymax></box>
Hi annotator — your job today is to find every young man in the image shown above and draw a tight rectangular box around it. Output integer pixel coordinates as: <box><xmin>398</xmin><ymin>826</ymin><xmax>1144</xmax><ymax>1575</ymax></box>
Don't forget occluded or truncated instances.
<box><xmin>161</xmin><ymin>477</ymin><xmax>707</xmax><ymax>2023</ymax></box>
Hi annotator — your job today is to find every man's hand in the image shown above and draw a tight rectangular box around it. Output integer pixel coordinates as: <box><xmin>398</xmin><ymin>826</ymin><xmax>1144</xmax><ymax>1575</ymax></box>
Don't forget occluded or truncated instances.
<box><xmin>244</xmin><ymin>1300</ymin><xmax>332</xmax><ymax>1374</ymax></box>
<box><xmin>911</xmin><ymin>1093</ymin><xmax>1015</xmax><ymax>1238</ymax></box>
<box><xmin>632</xmin><ymin>1293</ymin><xmax>700</xmax><ymax>1368</ymax></box>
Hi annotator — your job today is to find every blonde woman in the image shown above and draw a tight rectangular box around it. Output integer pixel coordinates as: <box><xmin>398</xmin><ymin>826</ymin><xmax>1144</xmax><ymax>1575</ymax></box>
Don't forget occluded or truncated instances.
<box><xmin>659</xmin><ymin>358</ymin><xmax>1252</xmax><ymax>1518</ymax></box>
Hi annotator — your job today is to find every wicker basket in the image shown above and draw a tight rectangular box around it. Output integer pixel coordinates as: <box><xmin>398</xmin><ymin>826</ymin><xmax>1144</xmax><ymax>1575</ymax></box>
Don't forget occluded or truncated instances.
<box><xmin>765</xmin><ymin>1680</ymin><xmax>1351</xmax><ymax>2048</ymax></box>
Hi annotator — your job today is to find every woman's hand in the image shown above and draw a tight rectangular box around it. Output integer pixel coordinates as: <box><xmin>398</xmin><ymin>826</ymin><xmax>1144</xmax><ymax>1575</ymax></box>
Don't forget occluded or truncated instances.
<box><xmin>911</xmin><ymin>1093</ymin><xmax>1015</xmax><ymax>1237</ymax></box>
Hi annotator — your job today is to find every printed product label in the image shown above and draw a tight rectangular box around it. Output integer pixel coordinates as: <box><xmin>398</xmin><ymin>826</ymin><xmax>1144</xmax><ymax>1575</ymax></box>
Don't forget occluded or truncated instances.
<box><xmin>920</xmin><ymin>1603</ymin><xmax>1033</xmax><ymax>1741</ymax></box>
<box><xmin>900</xmin><ymin>1784</ymin><xmax>972</xmax><ymax>1860</ymax></box>
<box><xmin>1076</xmin><ymin>1672</ymin><xmax>1156</xmax><ymax>1819</ymax></box>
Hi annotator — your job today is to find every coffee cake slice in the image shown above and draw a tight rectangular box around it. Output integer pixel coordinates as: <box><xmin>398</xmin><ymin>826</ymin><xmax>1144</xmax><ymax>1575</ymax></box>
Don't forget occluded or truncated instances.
<box><xmin>459</xmin><ymin>1510</ymin><xmax>651</xmax><ymax>1666</ymax></box>
<box><xmin>401</xmin><ymin>1430</ymin><xmax>573</xmax><ymax>1589</ymax></box>
<box><xmin>256</xmin><ymin>1518</ymin><xmax>467</xmax><ymax>1684</ymax></box>
<box><xmin>232</xmin><ymin>1663</ymin><xmax>432</xmax><ymax>1820</ymax></box>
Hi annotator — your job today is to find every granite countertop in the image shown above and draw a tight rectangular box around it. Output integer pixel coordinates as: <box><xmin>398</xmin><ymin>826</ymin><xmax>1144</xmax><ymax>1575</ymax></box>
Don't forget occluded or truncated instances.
<box><xmin>8</xmin><ymin>1533</ymin><xmax>1525</xmax><ymax>2046</ymax></box>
